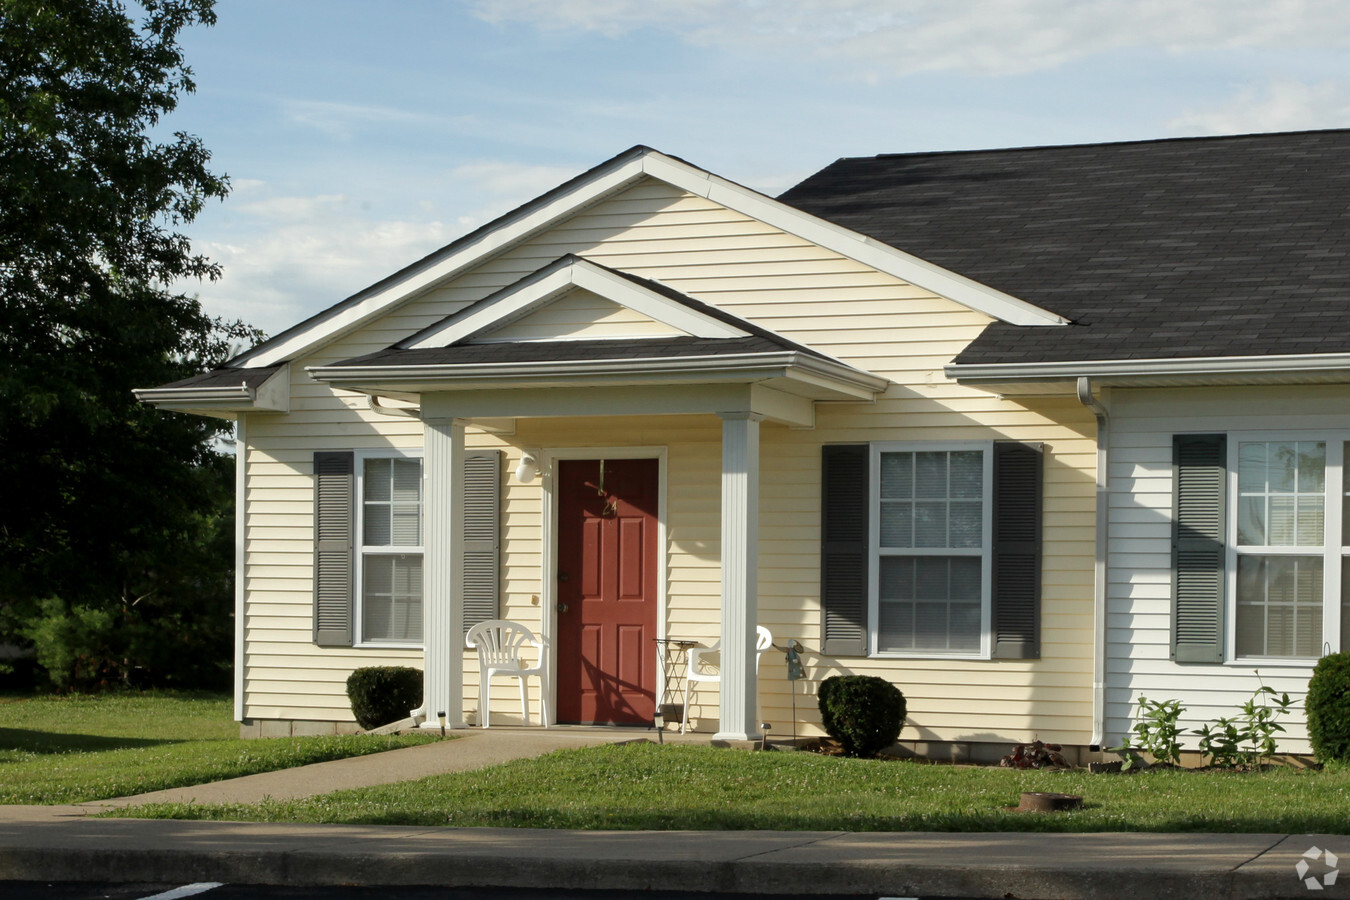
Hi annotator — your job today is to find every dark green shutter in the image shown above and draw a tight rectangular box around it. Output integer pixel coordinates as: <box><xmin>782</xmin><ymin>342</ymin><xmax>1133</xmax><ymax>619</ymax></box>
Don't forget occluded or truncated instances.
<box><xmin>313</xmin><ymin>451</ymin><xmax>355</xmax><ymax>646</ymax></box>
<box><xmin>462</xmin><ymin>450</ymin><xmax>502</xmax><ymax>633</ymax></box>
<box><xmin>820</xmin><ymin>444</ymin><xmax>869</xmax><ymax>656</ymax></box>
<box><xmin>992</xmin><ymin>442</ymin><xmax>1043</xmax><ymax>659</ymax></box>
<box><xmin>1172</xmin><ymin>434</ymin><xmax>1227</xmax><ymax>663</ymax></box>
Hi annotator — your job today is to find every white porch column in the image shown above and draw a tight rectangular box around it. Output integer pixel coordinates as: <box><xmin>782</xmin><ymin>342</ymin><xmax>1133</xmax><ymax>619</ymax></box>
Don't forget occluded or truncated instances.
<box><xmin>715</xmin><ymin>411</ymin><xmax>762</xmax><ymax>741</ymax></box>
<box><xmin>420</xmin><ymin>416</ymin><xmax>467</xmax><ymax>729</ymax></box>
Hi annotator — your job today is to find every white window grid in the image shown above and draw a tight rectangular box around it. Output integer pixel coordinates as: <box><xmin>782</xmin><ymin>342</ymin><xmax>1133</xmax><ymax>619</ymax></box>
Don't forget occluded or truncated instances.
<box><xmin>868</xmin><ymin>441</ymin><xmax>993</xmax><ymax>659</ymax></box>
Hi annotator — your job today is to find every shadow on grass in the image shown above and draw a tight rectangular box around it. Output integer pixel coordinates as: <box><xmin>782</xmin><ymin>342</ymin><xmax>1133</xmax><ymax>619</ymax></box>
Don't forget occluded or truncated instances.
<box><xmin>0</xmin><ymin>727</ymin><xmax>182</xmax><ymax>755</ymax></box>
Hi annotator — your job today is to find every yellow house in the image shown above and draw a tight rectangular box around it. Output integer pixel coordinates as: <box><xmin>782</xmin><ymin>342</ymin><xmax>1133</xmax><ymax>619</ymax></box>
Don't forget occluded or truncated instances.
<box><xmin>140</xmin><ymin>131</ymin><xmax>1350</xmax><ymax>758</ymax></box>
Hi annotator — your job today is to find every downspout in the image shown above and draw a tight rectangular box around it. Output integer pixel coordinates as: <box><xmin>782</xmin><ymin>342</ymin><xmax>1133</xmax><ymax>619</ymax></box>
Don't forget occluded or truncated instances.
<box><xmin>1076</xmin><ymin>376</ymin><xmax>1110</xmax><ymax>752</ymax></box>
<box><xmin>233</xmin><ymin>415</ymin><xmax>247</xmax><ymax>724</ymax></box>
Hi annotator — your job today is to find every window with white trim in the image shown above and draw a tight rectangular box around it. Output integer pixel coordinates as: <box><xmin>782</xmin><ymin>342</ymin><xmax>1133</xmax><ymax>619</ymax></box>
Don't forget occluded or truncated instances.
<box><xmin>357</xmin><ymin>453</ymin><xmax>423</xmax><ymax>644</ymax></box>
<box><xmin>1228</xmin><ymin>435</ymin><xmax>1347</xmax><ymax>661</ymax></box>
<box><xmin>871</xmin><ymin>443</ymin><xmax>992</xmax><ymax>656</ymax></box>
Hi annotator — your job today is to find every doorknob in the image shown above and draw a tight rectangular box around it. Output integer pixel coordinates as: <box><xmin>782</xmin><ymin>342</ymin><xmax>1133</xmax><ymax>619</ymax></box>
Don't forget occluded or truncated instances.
<box><xmin>558</xmin><ymin>572</ymin><xmax>569</xmax><ymax>582</ymax></box>
<box><xmin>557</xmin><ymin>603</ymin><xmax>569</xmax><ymax>613</ymax></box>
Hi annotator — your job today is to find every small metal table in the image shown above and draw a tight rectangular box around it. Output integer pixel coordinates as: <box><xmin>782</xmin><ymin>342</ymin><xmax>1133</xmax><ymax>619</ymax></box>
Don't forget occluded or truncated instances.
<box><xmin>653</xmin><ymin>638</ymin><xmax>698</xmax><ymax>727</ymax></box>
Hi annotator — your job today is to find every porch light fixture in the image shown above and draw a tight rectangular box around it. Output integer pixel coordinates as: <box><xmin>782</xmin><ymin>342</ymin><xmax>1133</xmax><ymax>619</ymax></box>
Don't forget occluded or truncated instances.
<box><xmin>515</xmin><ymin>452</ymin><xmax>540</xmax><ymax>484</ymax></box>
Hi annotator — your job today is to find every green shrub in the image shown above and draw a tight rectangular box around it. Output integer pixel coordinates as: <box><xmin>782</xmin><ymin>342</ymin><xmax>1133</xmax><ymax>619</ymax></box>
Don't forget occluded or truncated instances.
<box><xmin>1308</xmin><ymin>652</ymin><xmax>1350</xmax><ymax>764</ymax></box>
<box><xmin>346</xmin><ymin>666</ymin><xmax>423</xmax><ymax>730</ymax></box>
<box><xmin>817</xmin><ymin>675</ymin><xmax>906</xmax><ymax>758</ymax></box>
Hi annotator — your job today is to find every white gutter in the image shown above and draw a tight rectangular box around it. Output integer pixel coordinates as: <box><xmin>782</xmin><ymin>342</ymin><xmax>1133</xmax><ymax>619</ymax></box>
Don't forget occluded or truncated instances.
<box><xmin>949</xmin><ymin>351</ymin><xmax>1350</xmax><ymax>383</ymax></box>
<box><xmin>309</xmin><ymin>351</ymin><xmax>891</xmax><ymax>395</ymax></box>
<box><xmin>233</xmin><ymin>415</ymin><xmax>247</xmax><ymax>724</ymax></box>
<box><xmin>1076</xmin><ymin>377</ymin><xmax>1110</xmax><ymax>753</ymax></box>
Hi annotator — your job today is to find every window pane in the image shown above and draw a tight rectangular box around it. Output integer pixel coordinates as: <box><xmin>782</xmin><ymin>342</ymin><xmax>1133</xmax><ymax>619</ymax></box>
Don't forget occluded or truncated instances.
<box><xmin>951</xmin><ymin>557</ymin><xmax>982</xmax><ymax>600</ymax></box>
<box><xmin>391</xmin><ymin>505</ymin><xmax>420</xmax><ymax>546</ymax></box>
<box><xmin>363</xmin><ymin>554</ymin><xmax>423</xmax><ymax>643</ymax></box>
<box><xmin>1238</xmin><ymin>442</ymin><xmax>1268</xmax><ymax>493</ymax></box>
<box><xmin>1237</xmin><ymin>495</ymin><xmax>1266</xmax><ymax>546</ymax></box>
<box><xmin>949</xmin><ymin>451</ymin><xmax>983</xmax><ymax>499</ymax></box>
<box><xmin>914</xmin><ymin>501</ymin><xmax>948</xmax><ymax>548</ymax></box>
<box><xmin>878</xmin><ymin>601</ymin><xmax>915</xmax><ymax>651</ymax></box>
<box><xmin>1299</xmin><ymin>443</ymin><xmax>1326</xmax><ymax>492</ymax></box>
<box><xmin>949</xmin><ymin>501</ymin><xmax>982</xmax><ymax>549</ymax></box>
<box><xmin>1342</xmin><ymin>558</ymin><xmax>1350</xmax><ymax>652</ymax></box>
<box><xmin>1268</xmin><ymin>496</ymin><xmax>1297</xmax><ymax>546</ymax></box>
<box><xmin>914</xmin><ymin>452</ymin><xmax>947</xmax><ymax>498</ymax></box>
<box><xmin>364</xmin><ymin>505</ymin><xmax>391</xmax><ymax>545</ymax></box>
<box><xmin>880</xmin><ymin>452</ymin><xmax>913</xmax><ymax>499</ymax></box>
<box><xmin>1268</xmin><ymin>442</ymin><xmax>1297</xmax><ymax>493</ymax></box>
<box><xmin>1297</xmin><ymin>496</ymin><xmax>1324</xmax><ymax>547</ymax></box>
<box><xmin>392</xmin><ymin>458</ymin><xmax>421</xmax><ymax>502</ymax></box>
<box><xmin>1236</xmin><ymin>555</ymin><xmax>1322</xmax><ymax>657</ymax></box>
<box><xmin>880</xmin><ymin>501</ymin><xmax>913</xmax><ymax>548</ymax></box>
<box><xmin>879</xmin><ymin>556</ymin><xmax>915</xmax><ymax>601</ymax></box>
<box><xmin>364</xmin><ymin>458</ymin><xmax>391</xmax><ymax>501</ymax></box>
<box><xmin>878</xmin><ymin>556</ymin><xmax>981</xmax><ymax>652</ymax></box>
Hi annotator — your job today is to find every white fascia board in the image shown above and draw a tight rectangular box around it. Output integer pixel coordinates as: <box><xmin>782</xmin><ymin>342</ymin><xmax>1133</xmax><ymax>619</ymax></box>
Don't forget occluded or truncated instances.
<box><xmin>309</xmin><ymin>351</ymin><xmax>887</xmax><ymax>397</ymax></box>
<box><xmin>403</xmin><ymin>256</ymin><xmax>747</xmax><ymax>350</ymax></box>
<box><xmin>947</xmin><ymin>351</ymin><xmax>1350</xmax><ymax>384</ymax></box>
<box><xmin>640</xmin><ymin>154</ymin><xmax>1067</xmax><ymax>328</ymax></box>
<box><xmin>132</xmin><ymin>364</ymin><xmax>290</xmax><ymax>414</ymax></box>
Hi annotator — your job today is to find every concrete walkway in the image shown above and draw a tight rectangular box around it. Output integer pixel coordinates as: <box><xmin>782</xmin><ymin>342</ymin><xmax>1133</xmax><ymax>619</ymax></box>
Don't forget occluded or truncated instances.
<box><xmin>0</xmin><ymin>728</ymin><xmax>1345</xmax><ymax>898</ymax></box>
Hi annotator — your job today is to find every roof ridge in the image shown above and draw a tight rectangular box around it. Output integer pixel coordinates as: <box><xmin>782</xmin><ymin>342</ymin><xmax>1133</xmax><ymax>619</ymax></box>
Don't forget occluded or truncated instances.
<box><xmin>843</xmin><ymin>127</ymin><xmax>1350</xmax><ymax>164</ymax></box>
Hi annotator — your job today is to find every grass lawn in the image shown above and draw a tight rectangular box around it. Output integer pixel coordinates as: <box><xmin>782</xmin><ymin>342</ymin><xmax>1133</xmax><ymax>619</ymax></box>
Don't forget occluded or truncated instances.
<box><xmin>115</xmin><ymin>741</ymin><xmax>1350</xmax><ymax>833</ymax></box>
<box><xmin>0</xmin><ymin>691</ymin><xmax>440</xmax><ymax>805</ymax></box>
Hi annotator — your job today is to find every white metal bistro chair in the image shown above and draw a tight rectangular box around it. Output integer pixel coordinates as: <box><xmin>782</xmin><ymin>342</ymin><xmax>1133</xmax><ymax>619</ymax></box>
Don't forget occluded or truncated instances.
<box><xmin>681</xmin><ymin>625</ymin><xmax>773</xmax><ymax>734</ymax></box>
<box><xmin>465</xmin><ymin>619</ymin><xmax>550</xmax><ymax>727</ymax></box>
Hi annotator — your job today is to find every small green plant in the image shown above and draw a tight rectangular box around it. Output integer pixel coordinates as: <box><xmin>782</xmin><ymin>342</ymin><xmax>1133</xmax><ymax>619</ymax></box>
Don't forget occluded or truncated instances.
<box><xmin>1193</xmin><ymin>677</ymin><xmax>1295</xmax><ymax>768</ymax></box>
<box><xmin>817</xmin><ymin>675</ymin><xmax>906</xmax><ymax>758</ymax></box>
<box><xmin>1109</xmin><ymin>694</ymin><xmax>1185</xmax><ymax>770</ymax></box>
<box><xmin>1307</xmin><ymin>652</ymin><xmax>1350</xmax><ymax>764</ymax></box>
<box><xmin>1195</xmin><ymin>716</ymin><xmax>1245</xmax><ymax>769</ymax></box>
<box><xmin>346</xmin><ymin>666</ymin><xmax>423</xmax><ymax>730</ymax></box>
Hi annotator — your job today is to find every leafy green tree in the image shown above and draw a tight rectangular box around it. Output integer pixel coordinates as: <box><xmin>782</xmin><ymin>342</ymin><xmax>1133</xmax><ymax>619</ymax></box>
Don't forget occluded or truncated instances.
<box><xmin>0</xmin><ymin>0</ymin><xmax>259</xmax><ymax>688</ymax></box>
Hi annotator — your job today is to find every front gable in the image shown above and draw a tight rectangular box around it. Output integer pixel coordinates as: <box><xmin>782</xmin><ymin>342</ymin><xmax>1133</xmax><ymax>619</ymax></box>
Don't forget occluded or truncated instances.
<box><xmin>227</xmin><ymin>146</ymin><xmax>1065</xmax><ymax>374</ymax></box>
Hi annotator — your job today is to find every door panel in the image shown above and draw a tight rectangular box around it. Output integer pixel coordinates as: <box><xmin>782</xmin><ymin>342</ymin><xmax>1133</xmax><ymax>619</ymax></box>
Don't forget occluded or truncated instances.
<box><xmin>556</xmin><ymin>458</ymin><xmax>659</xmax><ymax>724</ymax></box>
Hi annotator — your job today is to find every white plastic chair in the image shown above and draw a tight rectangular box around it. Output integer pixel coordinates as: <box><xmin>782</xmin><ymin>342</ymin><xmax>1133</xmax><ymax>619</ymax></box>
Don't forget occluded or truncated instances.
<box><xmin>465</xmin><ymin>619</ymin><xmax>549</xmax><ymax>728</ymax></box>
<box><xmin>681</xmin><ymin>625</ymin><xmax>773</xmax><ymax>734</ymax></box>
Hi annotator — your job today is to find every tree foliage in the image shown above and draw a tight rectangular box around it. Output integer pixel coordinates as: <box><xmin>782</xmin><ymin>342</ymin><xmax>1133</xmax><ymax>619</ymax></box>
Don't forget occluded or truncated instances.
<box><xmin>0</xmin><ymin>0</ymin><xmax>259</xmax><ymax>688</ymax></box>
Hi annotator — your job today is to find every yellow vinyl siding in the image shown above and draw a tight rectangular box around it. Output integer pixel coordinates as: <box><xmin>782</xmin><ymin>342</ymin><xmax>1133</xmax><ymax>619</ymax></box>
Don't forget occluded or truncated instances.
<box><xmin>481</xmin><ymin>288</ymin><xmax>682</xmax><ymax>341</ymax></box>
<box><xmin>239</xmin><ymin>176</ymin><xmax>1097</xmax><ymax>742</ymax></box>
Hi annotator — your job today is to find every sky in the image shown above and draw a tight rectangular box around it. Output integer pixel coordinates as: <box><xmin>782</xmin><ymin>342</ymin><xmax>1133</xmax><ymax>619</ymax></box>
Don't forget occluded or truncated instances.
<box><xmin>162</xmin><ymin>0</ymin><xmax>1350</xmax><ymax>340</ymax></box>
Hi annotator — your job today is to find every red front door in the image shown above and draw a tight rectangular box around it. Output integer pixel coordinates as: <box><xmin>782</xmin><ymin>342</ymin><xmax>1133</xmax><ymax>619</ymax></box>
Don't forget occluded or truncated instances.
<box><xmin>555</xmin><ymin>458</ymin><xmax>659</xmax><ymax>725</ymax></box>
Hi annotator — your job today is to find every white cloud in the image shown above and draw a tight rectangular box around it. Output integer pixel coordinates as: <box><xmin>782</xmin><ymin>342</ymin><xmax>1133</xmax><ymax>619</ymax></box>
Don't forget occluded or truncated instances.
<box><xmin>468</xmin><ymin>0</ymin><xmax>1350</xmax><ymax>77</ymax></box>
<box><xmin>1168</xmin><ymin>79</ymin><xmax>1350</xmax><ymax>135</ymax></box>
<box><xmin>280</xmin><ymin>98</ymin><xmax>477</xmax><ymax>140</ymax></box>
<box><xmin>182</xmin><ymin>161</ymin><xmax>588</xmax><ymax>337</ymax></box>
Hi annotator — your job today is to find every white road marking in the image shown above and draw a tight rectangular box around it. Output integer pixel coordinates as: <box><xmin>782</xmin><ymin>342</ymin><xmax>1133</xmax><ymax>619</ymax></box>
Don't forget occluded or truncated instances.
<box><xmin>136</xmin><ymin>883</ymin><xmax>224</xmax><ymax>900</ymax></box>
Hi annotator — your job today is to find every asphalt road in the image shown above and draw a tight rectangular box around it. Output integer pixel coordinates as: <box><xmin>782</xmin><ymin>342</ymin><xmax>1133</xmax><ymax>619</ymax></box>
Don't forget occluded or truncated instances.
<box><xmin>1</xmin><ymin>884</ymin><xmax>982</xmax><ymax>900</ymax></box>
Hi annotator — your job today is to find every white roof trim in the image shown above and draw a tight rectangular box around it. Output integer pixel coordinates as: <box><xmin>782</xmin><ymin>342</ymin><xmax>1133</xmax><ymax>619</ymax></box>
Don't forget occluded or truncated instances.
<box><xmin>947</xmin><ymin>351</ymin><xmax>1350</xmax><ymax>383</ymax></box>
<box><xmin>402</xmin><ymin>256</ymin><xmax>746</xmax><ymax>350</ymax></box>
<box><xmin>309</xmin><ymin>351</ymin><xmax>889</xmax><ymax>396</ymax></box>
<box><xmin>133</xmin><ymin>363</ymin><xmax>290</xmax><ymax>415</ymax></box>
<box><xmin>232</xmin><ymin>146</ymin><xmax>1066</xmax><ymax>369</ymax></box>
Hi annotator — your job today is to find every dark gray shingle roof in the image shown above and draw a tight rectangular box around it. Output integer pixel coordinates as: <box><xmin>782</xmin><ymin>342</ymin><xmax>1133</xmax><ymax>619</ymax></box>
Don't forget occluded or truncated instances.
<box><xmin>778</xmin><ymin>129</ymin><xmax>1350</xmax><ymax>365</ymax></box>
<box><xmin>335</xmin><ymin>335</ymin><xmax>804</xmax><ymax>368</ymax></box>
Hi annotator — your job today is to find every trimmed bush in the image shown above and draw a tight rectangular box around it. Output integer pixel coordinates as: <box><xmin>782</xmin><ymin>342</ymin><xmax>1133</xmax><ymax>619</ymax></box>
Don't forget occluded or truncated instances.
<box><xmin>1308</xmin><ymin>652</ymin><xmax>1350</xmax><ymax>764</ymax></box>
<box><xmin>817</xmin><ymin>675</ymin><xmax>906</xmax><ymax>758</ymax></box>
<box><xmin>346</xmin><ymin>666</ymin><xmax>423</xmax><ymax>731</ymax></box>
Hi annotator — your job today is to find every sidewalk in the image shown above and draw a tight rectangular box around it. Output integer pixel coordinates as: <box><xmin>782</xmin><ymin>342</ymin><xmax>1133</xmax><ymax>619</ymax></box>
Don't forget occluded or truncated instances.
<box><xmin>0</xmin><ymin>729</ymin><xmax>1344</xmax><ymax>899</ymax></box>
